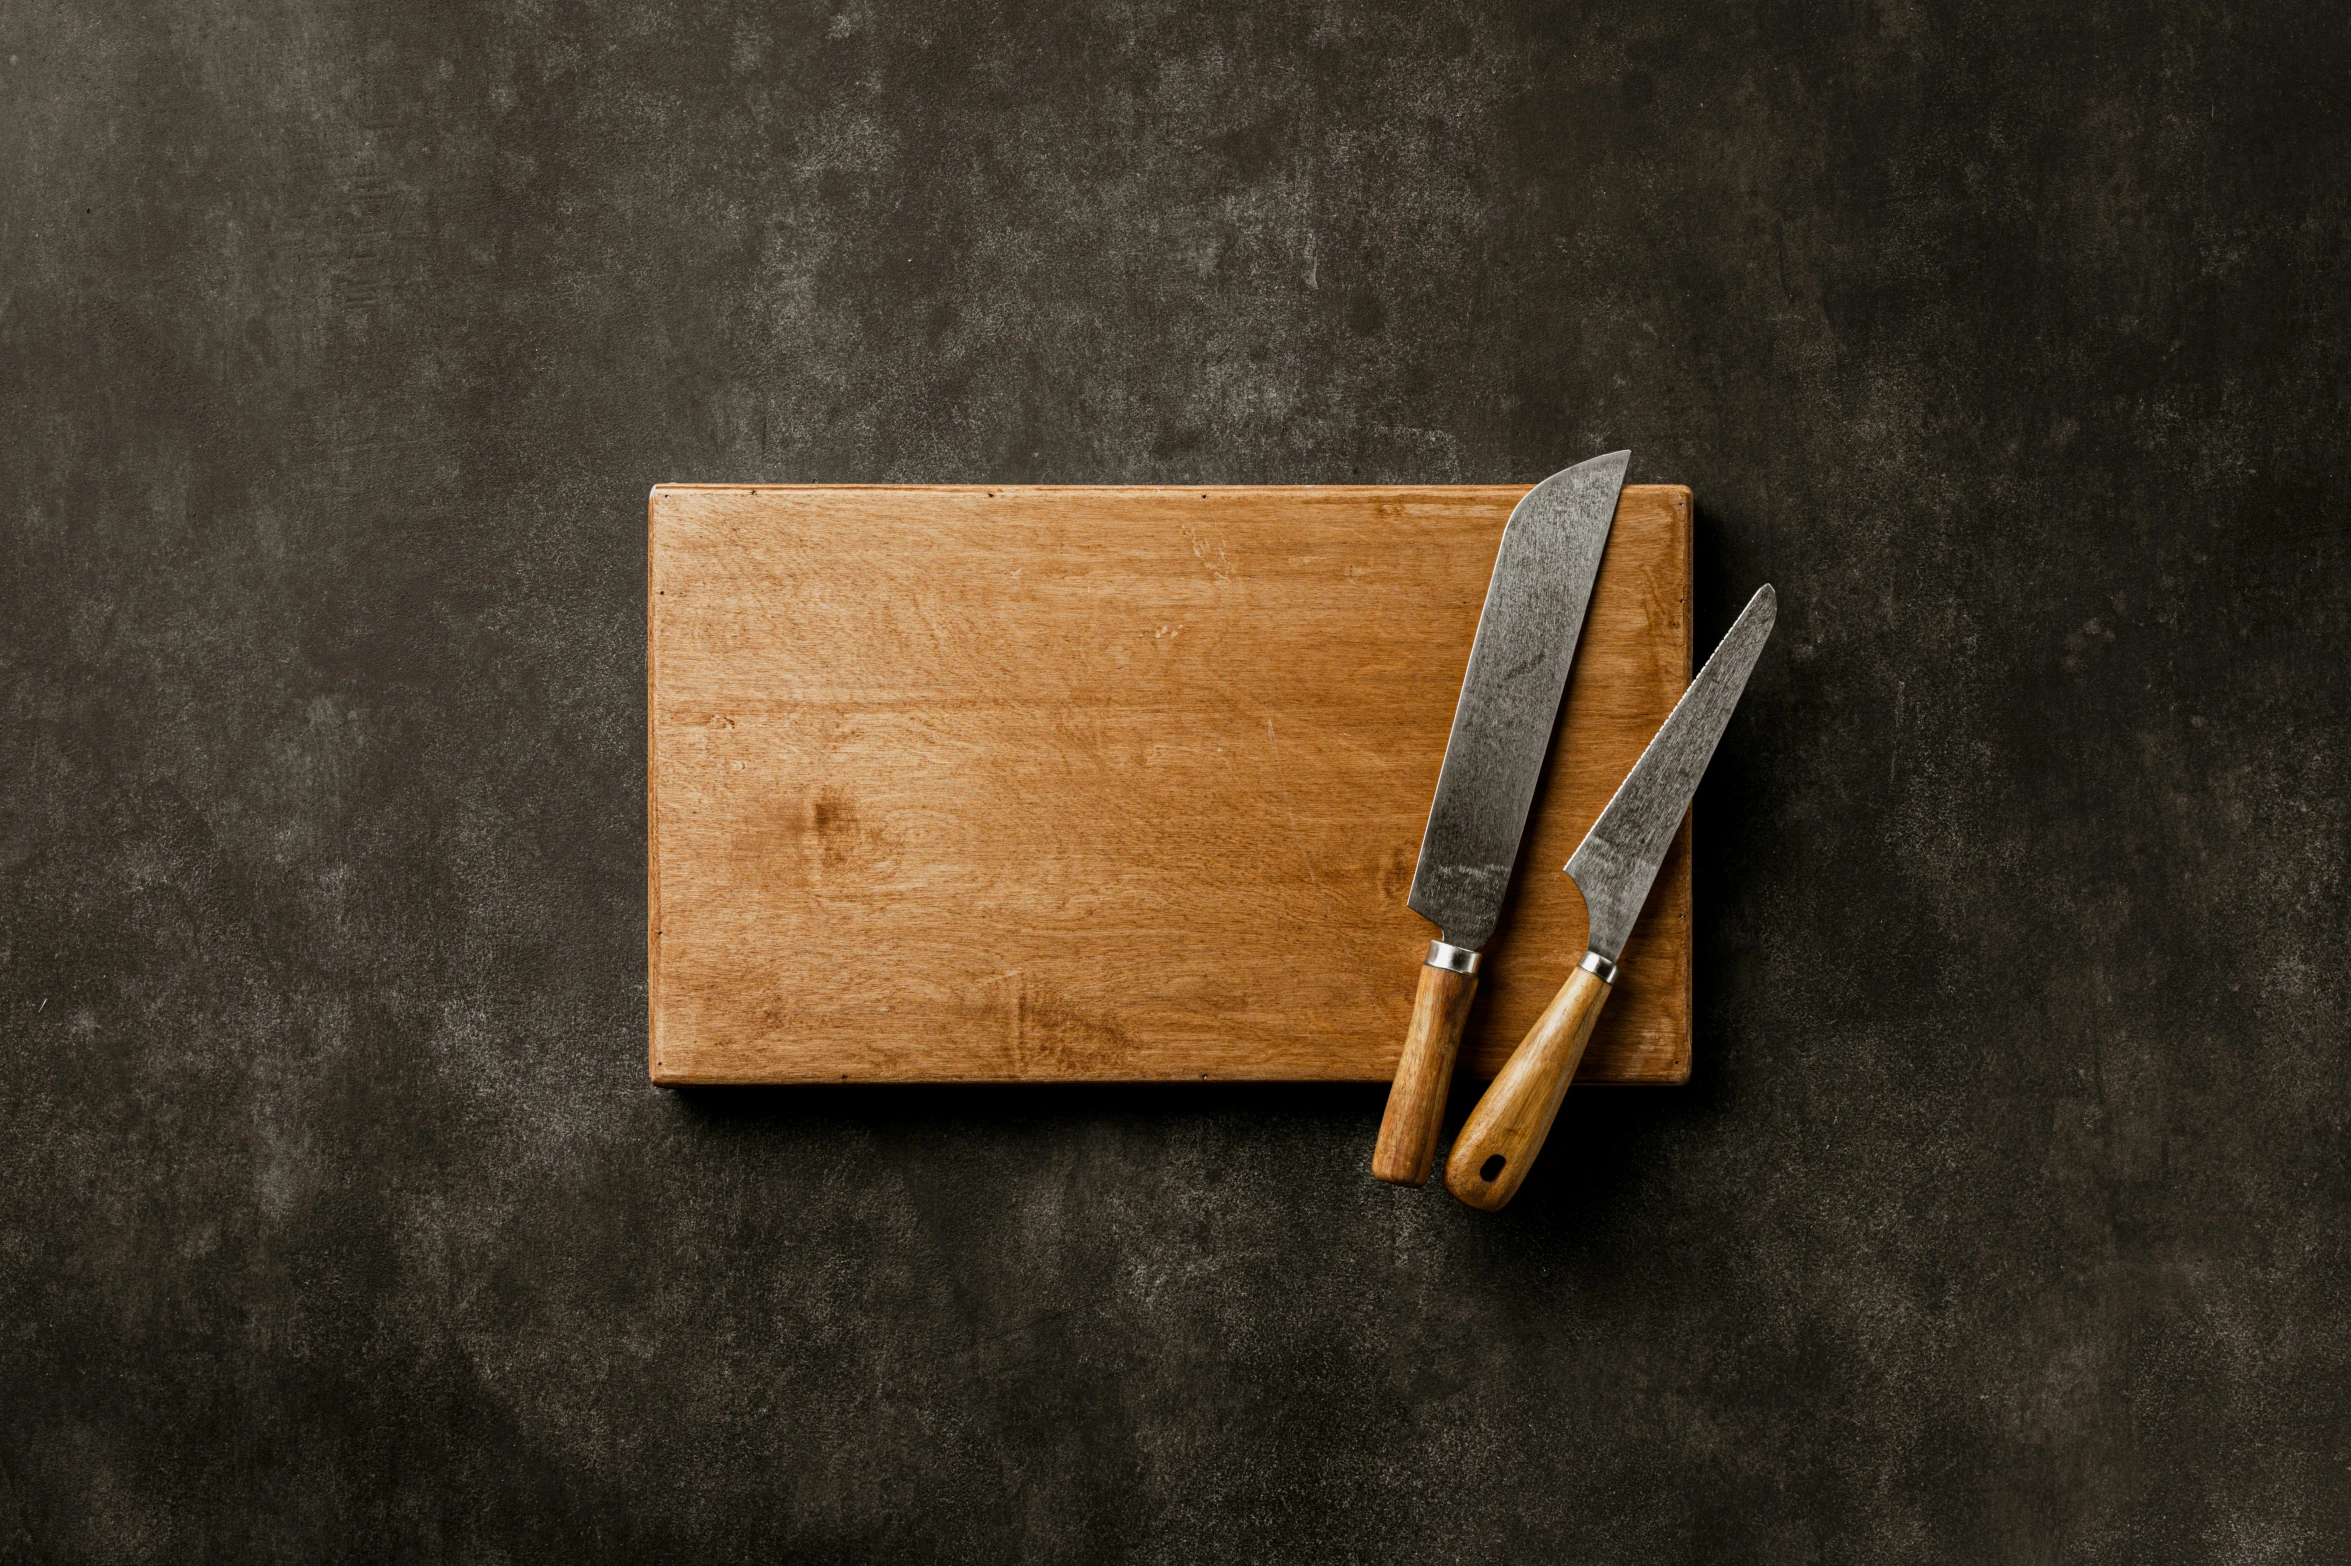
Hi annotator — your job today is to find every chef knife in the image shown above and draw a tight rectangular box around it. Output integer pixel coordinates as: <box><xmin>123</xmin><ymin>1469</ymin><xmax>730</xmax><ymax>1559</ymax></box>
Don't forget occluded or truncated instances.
<box><xmin>1445</xmin><ymin>582</ymin><xmax>1778</xmax><ymax>1211</ymax></box>
<box><xmin>1371</xmin><ymin>450</ymin><xmax>1631</xmax><ymax>1186</ymax></box>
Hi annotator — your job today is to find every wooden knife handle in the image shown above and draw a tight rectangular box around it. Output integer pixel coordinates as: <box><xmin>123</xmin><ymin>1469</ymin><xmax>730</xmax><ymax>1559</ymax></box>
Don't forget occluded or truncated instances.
<box><xmin>1444</xmin><ymin>955</ymin><xmax>1615</xmax><ymax>1211</ymax></box>
<box><xmin>1371</xmin><ymin>956</ymin><xmax>1479</xmax><ymax>1186</ymax></box>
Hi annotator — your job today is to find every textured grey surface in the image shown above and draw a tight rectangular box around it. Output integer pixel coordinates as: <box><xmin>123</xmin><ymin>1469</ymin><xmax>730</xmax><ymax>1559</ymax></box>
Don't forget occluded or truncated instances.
<box><xmin>4</xmin><ymin>0</ymin><xmax>2349</xmax><ymax>1559</ymax></box>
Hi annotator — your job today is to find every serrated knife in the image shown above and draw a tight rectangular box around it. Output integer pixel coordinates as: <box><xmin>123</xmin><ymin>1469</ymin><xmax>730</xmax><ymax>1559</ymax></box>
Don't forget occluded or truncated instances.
<box><xmin>1371</xmin><ymin>450</ymin><xmax>1631</xmax><ymax>1186</ymax></box>
<box><xmin>1445</xmin><ymin>583</ymin><xmax>1778</xmax><ymax>1211</ymax></box>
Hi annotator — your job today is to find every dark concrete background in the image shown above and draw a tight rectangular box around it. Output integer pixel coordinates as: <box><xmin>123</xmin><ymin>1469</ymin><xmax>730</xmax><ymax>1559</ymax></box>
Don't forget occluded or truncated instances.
<box><xmin>5</xmin><ymin>0</ymin><xmax>2348</xmax><ymax>1558</ymax></box>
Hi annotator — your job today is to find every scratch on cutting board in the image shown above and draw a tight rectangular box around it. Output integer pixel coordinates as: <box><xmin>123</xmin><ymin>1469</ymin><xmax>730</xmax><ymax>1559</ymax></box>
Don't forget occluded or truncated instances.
<box><xmin>1180</xmin><ymin>520</ymin><xmax>1231</xmax><ymax>582</ymax></box>
<box><xmin>1249</xmin><ymin>715</ymin><xmax>1392</xmax><ymax>1023</ymax></box>
<box><xmin>1265</xmin><ymin>717</ymin><xmax>1335</xmax><ymax>909</ymax></box>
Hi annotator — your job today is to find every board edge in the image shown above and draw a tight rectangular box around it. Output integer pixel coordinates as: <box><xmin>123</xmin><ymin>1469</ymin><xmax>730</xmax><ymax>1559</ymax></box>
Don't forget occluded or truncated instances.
<box><xmin>647</xmin><ymin>486</ymin><xmax>671</xmax><ymax>1085</ymax></box>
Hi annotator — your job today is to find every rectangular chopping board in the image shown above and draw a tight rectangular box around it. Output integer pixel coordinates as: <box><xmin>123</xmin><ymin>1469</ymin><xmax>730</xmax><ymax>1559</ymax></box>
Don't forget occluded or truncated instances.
<box><xmin>650</xmin><ymin>483</ymin><xmax>1692</xmax><ymax>1084</ymax></box>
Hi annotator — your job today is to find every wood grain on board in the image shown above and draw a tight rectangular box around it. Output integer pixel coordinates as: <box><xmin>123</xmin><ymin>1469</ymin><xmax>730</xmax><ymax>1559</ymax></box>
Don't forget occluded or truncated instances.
<box><xmin>649</xmin><ymin>484</ymin><xmax>1692</xmax><ymax>1084</ymax></box>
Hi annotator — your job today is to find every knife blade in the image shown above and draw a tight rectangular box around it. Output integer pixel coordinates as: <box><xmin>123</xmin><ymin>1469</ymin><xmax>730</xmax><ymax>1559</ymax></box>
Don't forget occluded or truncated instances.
<box><xmin>1370</xmin><ymin>450</ymin><xmax>1630</xmax><ymax>1186</ymax></box>
<box><xmin>1445</xmin><ymin>582</ymin><xmax>1778</xmax><ymax>1211</ymax></box>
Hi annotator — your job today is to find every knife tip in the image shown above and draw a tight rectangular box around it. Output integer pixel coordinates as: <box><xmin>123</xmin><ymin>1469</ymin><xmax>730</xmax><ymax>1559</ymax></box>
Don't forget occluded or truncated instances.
<box><xmin>1566</xmin><ymin>448</ymin><xmax>1631</xmax><ymax>475</ymax></box>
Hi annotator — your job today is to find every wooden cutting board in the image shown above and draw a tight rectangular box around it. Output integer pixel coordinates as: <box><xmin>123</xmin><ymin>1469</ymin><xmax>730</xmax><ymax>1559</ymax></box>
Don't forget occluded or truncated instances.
<box><xmin>649</xmin><ymin>484</ymin><xmax>1692</xmax><ymax>1084</ymax></box>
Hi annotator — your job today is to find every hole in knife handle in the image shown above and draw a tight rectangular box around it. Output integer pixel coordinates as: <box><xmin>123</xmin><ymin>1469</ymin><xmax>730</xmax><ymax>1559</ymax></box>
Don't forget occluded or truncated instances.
<box><xmin>1480</xmin><ymin>1154</ymin><xmax>1506</xmax><ymax>1182</ymax></box>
